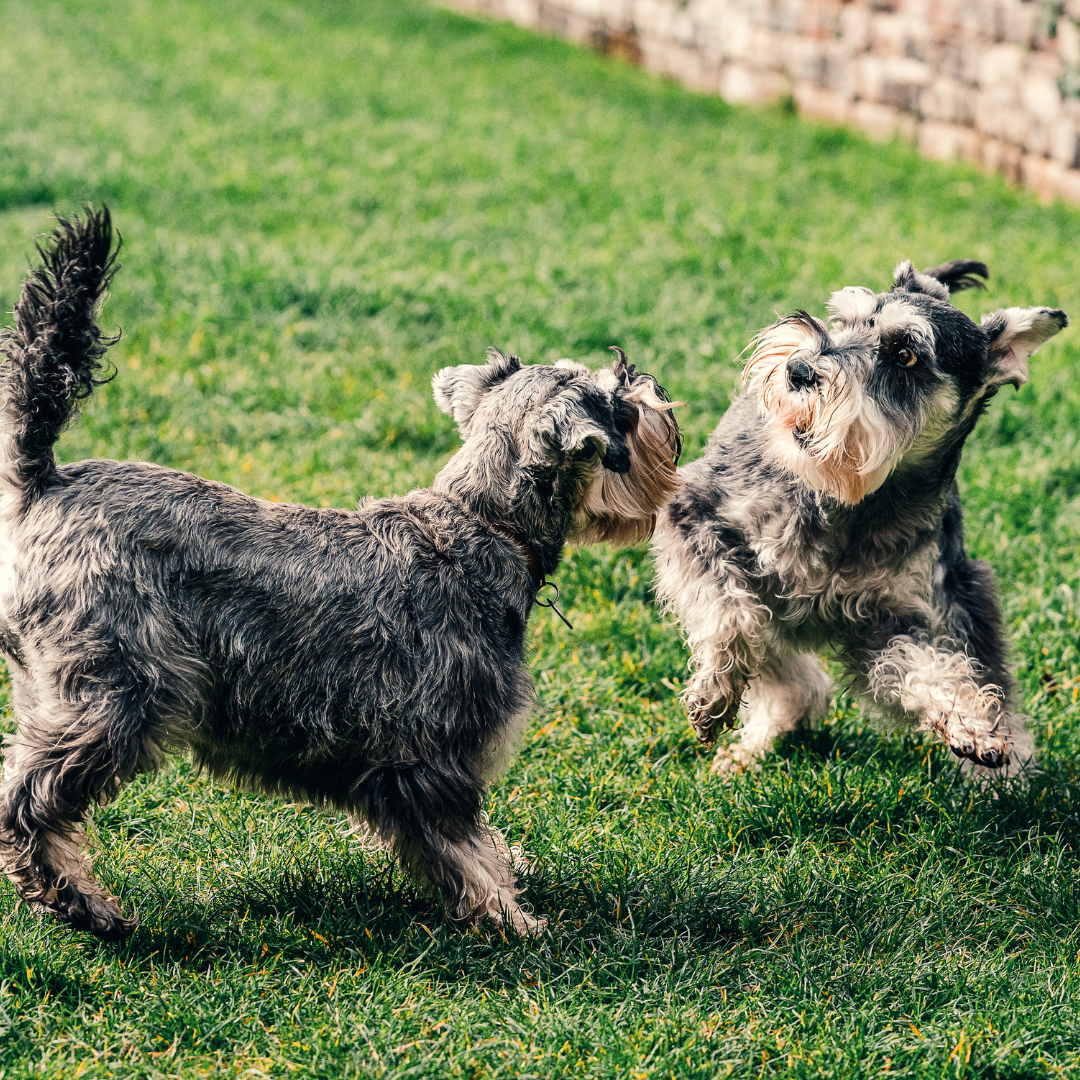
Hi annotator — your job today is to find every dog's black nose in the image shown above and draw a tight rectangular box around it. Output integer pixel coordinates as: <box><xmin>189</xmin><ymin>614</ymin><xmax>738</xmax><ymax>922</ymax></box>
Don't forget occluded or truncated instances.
<box><xmin>786</xmin><ymin>356</ymin><xmax>818</xmax><ymax>392</ymax></box>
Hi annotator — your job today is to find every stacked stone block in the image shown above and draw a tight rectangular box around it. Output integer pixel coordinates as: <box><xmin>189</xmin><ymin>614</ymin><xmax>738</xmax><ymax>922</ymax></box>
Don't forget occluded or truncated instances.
<box><xmin>447</xmin><ymin>0</ymin><xmax>1080</xmax><ymax>205</ymax></box>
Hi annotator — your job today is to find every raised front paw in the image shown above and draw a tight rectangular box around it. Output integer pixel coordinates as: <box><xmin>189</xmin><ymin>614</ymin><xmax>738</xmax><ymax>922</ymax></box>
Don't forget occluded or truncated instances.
<box><xmin>945</xmin><ymin>726</ymin><xmax>1008</xmax><ymax>769</ymax></box>
<box><xmin>927</xmin><ymin>705</ymin><xmax>1009</xmax><ymax>770</ymax></box>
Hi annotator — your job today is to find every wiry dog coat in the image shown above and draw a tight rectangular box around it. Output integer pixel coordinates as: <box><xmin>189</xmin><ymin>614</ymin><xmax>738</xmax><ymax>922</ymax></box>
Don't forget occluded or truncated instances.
<box><xmin>0</xmin><ymin>210</ymin><xmax>681</xmax><ymax>939</ymax></box>
<box><xmin>653</xmin><ymin>259</ymin><xmax>1066</xmax><ymax>776</ymax></box>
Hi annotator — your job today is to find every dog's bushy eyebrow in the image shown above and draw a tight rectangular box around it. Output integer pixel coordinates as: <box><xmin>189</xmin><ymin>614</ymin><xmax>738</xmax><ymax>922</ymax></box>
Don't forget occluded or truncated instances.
<box><xmin>875</xmin><ymin>300</ymin><xmax>934</xmax><ymax>348</ymax></box>
<box><xmin>778</xmin><ymin>310</ymin><xmax>830</xmax><ymax>348</ymax></box>
<box><xmin>827</xmin><ymin>286</ymin><xmax>877</xmax><ymax>325</ymax></box>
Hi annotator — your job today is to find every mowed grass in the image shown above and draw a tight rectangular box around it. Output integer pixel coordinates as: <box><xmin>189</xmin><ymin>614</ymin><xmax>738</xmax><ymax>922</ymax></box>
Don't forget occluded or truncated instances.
<box><xmin>0</xmin><ymin>0</ymin><xmax>1079</xmax><ymax>1076</ymax></box>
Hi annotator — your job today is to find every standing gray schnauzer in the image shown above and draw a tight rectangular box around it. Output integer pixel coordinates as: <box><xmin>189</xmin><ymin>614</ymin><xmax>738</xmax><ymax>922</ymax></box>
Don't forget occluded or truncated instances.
<box><xmin>653</xmin><ymin>260</ymin><xmax>1066</xmax><ymax>776</ymax></box>
<box><xmin>0</xmin><ymin>210</ymin><xmax>681</xmax><ymax>939</ymax></box>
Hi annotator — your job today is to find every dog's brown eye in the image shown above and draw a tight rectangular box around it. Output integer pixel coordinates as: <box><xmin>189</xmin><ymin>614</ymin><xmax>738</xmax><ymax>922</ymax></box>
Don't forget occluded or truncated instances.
<box><xmin>897</xmin><ymin>348</ymin><xmax>917</xmax><ymax>367</ymax></box>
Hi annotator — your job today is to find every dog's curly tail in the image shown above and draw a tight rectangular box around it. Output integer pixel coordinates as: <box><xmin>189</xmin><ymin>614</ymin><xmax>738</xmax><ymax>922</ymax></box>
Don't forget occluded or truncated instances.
<box><xmin>0</xmin><ymin>207</ymin><xmax>120</xmax><ymax>503</ymax></box>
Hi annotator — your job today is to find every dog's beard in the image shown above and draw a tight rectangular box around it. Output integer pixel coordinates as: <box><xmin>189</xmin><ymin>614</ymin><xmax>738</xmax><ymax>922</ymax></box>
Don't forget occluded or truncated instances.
<box><xmin>743</xmin><ymin>322</ymin><xmax>903</xmax><ymax>505</ymax></box>
<box><xmin>569</xmin><ymin>379</ymin><xmax>682</xmax><ymax>545</ymax></box>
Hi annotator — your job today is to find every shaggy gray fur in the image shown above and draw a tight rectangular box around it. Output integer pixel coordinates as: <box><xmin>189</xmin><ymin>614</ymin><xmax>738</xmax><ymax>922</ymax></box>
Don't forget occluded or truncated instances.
<box><xmin>653</xmin><ymin>259</ymin><xmax>1066</xmax><ymax>776</ymax></box>
<box><xmin>0</xmin><ymin>210</ymin><xmax>681</xmax><ymax>939</ymax></box>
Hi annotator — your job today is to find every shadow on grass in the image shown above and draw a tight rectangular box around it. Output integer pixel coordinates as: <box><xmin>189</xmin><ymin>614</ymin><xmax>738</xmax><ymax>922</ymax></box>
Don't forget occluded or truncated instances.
<box><xmin>1</xmin><ymin>847</ymin><xmax>754</xmax><ymax>1004</ymax></box>
<box><xmin>749</xmin><ymin>719</ymin><xmax>1080</xmax><ymax>847</ymax></box>
<box><xmin>10</xmin><ymin>725</ymin><xmax>1080</xmax><ymax>1008</ymax></box>
<box><xmin>122</xmin><ymin>850</ymin><xmax>747</xmax><ymax>961</ymax></box>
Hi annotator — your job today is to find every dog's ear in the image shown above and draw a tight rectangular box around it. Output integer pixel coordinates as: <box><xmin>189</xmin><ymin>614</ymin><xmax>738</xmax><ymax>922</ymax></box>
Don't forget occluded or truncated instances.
<box><xmin>980</xmin><ymin>307</ymin><xmax>1068</xmax><ymax>389</ymax></box>
<box><xmin>892</xmin><ymin>259</ymin><xmax>974</xmax><ymax>302</ymax></box>
<box><xmin>892</xmin><ymin>260</ymin><xmax>949</xmax><ymax>301</ymax></box>
<box><xmin>920</xmin><ymin>259</ymin><xmax>988</xmax><ymax>295</ymax></box>
<box><xmin>893</xmin><ymin>259</ymin><xmax>989</xmax><ymax>302</ymax></box>
<box><xmin>520</xmin><ymin>391</ymin><xmax>630</xmax><ymax>471</ymax></box>
<box><xmin>432</xmin><ymin>348</ymin><xmax>522</xmax><ymax>434</ymax></box>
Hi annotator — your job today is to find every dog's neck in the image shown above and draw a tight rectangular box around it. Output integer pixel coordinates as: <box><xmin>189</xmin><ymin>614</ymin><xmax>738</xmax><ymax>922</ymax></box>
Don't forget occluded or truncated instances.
<box><xmin>483</xmin><ymin>523</ymin><xmax>544</xmax><ymax>586</ymax></box>
<box><xmin>833</xmin><ymin>436</ymin><xmax>967</xmax><ymax>552</ymax></box>
<box><xmin>431</xmin><ymin>443</ymin><xmax>580</xmax><ymax>579</ymax></box>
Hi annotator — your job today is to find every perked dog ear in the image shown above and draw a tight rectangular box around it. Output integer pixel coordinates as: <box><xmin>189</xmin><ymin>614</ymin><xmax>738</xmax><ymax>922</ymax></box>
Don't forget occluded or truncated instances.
<box><xmin>432</xmin><ymin>348</ymin><xmax>522</xmax><ymax>435</ymax></box>
<box><xmin>980</xmin><ymin>307</ymin><xmax>1069</xmax><ymax>389</ymax></box>
<box><xmin>892</xmin><ymin>258</ymin><xmax>988</xmax><ymax>301</ymax></box>
<box><xmin>920</xmin><ymin>259</ymin><xmax>989</xmax><ymax>295</ymax></box>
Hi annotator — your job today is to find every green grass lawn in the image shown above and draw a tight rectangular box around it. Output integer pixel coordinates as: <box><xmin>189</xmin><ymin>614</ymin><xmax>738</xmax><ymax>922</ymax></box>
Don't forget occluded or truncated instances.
<box><xmin>0</xmin><ymin>1</ymin><xmax>1079</xmax><ymax>1076</ymax></box>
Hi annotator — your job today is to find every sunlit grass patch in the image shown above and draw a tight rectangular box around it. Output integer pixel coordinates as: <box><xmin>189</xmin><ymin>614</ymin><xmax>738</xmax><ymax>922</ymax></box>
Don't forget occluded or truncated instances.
<box><xmin>0</xmin><ymin>0</ymin><xmax>1079</xmax><ymax>1075</ymax></box>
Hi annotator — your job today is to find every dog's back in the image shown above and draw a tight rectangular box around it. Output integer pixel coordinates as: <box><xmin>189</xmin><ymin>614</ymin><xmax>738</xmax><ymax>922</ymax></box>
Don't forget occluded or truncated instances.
<box><xmin>0</xmin><ymin>456</ymin><xmax>536</xmax><ymax>795</ymax></box>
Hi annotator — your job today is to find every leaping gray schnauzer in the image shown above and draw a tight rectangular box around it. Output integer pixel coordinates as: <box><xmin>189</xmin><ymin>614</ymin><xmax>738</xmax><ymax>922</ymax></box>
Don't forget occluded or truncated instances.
<box><xmin>653</xmin><ymin>260</ymin><xmax>1066</xmax><ymax>776</ymax></box>
<box><xmin>0</xmin><ymin>210</ymin><xmax>681</xmax><ymax>939</ymax></box>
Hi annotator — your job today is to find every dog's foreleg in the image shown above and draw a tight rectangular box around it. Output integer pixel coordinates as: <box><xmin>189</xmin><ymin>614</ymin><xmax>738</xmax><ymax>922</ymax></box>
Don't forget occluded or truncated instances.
<box><xmin>0</xmin><ymin>700</ymin><xmax>139</xmax><ymax>940</ymax></box>
<box><xmin>412</xmin><ymin>823</ymin><xmax>545</xmax><ymax>935</ymax></box>
<box><xmin>653</xmin><ymin>542</ymin><xmax>768</xmax><ymax>745</ymax></box>
<box><xmin>866</xmin><ymin>636</ymin><xmax>1011</xmax><ymax>769</ymax></box>
<box><xmin>357</xmin><ymin>762</ymin><xmax>544</xmax><ymax>936</ymax></box>
<box><xmin>683</xmin><ymin>635</ymin><xmax>757</xmax><ymax>745</ymax></box>
<box><xmin>932</xmin><ymin>498</ymin><xmax>1034</xmax><ymax>779</ymax></box>
<box><xmin>712</xmin><ymin>651</ymin><xmax>832</xmax><ymax>775</ymax></box>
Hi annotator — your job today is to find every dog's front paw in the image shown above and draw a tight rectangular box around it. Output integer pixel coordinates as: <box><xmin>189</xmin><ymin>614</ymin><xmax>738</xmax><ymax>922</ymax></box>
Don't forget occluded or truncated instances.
<box><xmin>687</xmin><ymin>703</ymin><xmax>717</xmax><ymax>745</ymax></box>
<box><xmin>931</xmin><ymin>708</ymin><xmax>1009</xmax><ymax>770</ymax></box>
<box><xmin>963</xmin><ymin>715</ymin><xmax>1036</xmax><ymax>784</ymax></box>
<box><xmin>90</xmin><ymin>910</ymin><xmax>138</xmax><ymax>942</ymax></box>
<box><xmin>512</xmin><ymin>909</ymin><xmax>548</xmax><ymax>936</ymax></box>
<box><xmin>947</xmin><ymin>731</ymin><xmax>1008</xmax><ymax>769</ymax></box>
<box><xmin>498</xmin><ymin>903</ymin><xmax>547</xmax><ymax>937</ymax></box>
<box><xmin>710</xmin><ymin>741</ymin><xmax>763</xmax><ymax>777</ymax></box>
<box><xmin>506</xmin><ymin>842</ymin><xmax>535</xmax><ymax>875</ymax></box>
<box><xmin>40</xmin><ymin>888</ymin><xmax>137</xmax><ymax>941</ymax></box>
<box><xmin>686</xmin><ymin>694</ymin><xmax>742</xmax><ymax>746</ymax></box>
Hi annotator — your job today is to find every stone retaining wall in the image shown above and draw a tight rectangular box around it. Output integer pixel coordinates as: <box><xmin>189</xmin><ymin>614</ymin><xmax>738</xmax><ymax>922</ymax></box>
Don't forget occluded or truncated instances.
<box><xmin>444</xmin><ymin>0</ymin><xmax>1080</xmax><ymax>204</ymax></box>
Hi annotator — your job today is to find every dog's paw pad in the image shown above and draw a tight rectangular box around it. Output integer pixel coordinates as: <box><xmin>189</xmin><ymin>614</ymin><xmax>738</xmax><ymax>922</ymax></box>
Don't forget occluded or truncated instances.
<box><xmin>948</xmin><ymin>735</ymin><xmax>1008</xmax><ymax>770</ymax></box>
<box><xmin>971</xmin><ymin>744</ymin><xmax>1007</xmax><ymax>769</ymax></box>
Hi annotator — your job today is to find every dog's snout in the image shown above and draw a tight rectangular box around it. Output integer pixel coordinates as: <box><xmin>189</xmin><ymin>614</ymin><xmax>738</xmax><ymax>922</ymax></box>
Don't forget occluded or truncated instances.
<box><xmin>786</xmin><ymin>355</ymin><xmax>818</xmax><ymax>392</ymax></box>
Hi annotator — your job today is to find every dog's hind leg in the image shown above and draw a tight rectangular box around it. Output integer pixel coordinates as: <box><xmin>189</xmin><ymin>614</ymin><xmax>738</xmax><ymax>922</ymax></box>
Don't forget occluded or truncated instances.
<box><xmin>711</xmin><ymin>650</ymin><xmax>832</xmax><ymax>775</ymax></box>
<box><xmin>0</xmin><ymin>686</ymin><xmax>143</xmax><ymax>940</ymax></box>
<box><xmin>357</xmin><ymin>760</ymin><xmax>544</xmax><ymax>935</ymax></box>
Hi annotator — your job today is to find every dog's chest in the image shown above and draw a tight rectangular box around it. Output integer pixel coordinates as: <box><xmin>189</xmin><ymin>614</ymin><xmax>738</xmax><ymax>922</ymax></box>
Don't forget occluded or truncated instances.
<box><xmin>744</xmin><ymin>502</ymin><xmax>935</xmax><ymax>629</ymax></box>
